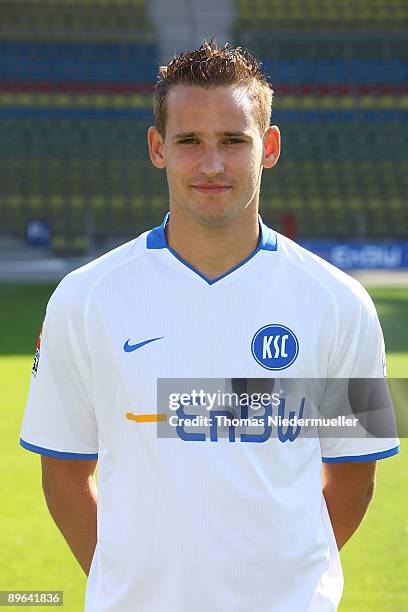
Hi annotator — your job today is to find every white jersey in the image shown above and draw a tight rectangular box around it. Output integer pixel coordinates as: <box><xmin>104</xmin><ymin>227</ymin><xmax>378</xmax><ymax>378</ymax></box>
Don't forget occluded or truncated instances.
<box><xmin>20</xmin><ymin>214</ymin><xmax>399</xmax><ymax>612</ymax></box>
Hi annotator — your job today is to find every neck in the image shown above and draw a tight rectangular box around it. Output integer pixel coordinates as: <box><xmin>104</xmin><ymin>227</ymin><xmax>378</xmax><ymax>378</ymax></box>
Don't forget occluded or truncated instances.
<box><xmin>165</xmin><ymin>207</ymin><xmax>260</xmax><ymax>281</ymax></box>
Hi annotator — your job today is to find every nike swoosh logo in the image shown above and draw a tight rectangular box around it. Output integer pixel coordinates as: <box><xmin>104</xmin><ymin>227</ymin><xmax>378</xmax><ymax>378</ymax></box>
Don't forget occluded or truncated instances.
<box><xmin>123</xmin><ymin>336</ymin><xmax>164</xmax><ymax>353</ymax></box>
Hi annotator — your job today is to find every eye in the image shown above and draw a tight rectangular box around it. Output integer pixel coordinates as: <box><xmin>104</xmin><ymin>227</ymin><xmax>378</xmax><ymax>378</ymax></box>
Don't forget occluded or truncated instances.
<box><xmin>225</xmin><ymin>138</ymin><xmax>245</xmax><ymax>145</ymax></box>
<box><xmin>178</xmin><ymin>138</ymin><xmax>198</xmax><ymax>144</ymax></box>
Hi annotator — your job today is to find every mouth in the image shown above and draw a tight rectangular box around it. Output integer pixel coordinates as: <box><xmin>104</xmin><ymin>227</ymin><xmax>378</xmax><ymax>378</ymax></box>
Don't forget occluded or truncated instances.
<box><xmin>191</xmin><ymin>185</ymin><xmax>232</xmax><ymax>194</ymax></box>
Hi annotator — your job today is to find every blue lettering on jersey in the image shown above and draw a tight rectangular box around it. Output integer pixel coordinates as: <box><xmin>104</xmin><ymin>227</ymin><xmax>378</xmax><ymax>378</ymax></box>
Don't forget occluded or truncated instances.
<box><xmin>176</xmin><ymin>405</ymin><xmax>206</xmax><ymax>441</ymax></box>
<box><xmin>239</xmin><ymin>403</ymin><xmax>273</xmax><ymax>443</ymax></box>
<box><xmin>174</xmin><ymin>398</ymin><xmax>304</xmax><ymax>443</ymax></box>
<box><xmin>209</xmin><ymin>410</ymin><xmax>237</xmax><ymax>442</ymax></box>
<box><xmin>277</xmin><ymin>397</ymin><xmax>305</xmax><ymax>442</ymax></box>
<box><xmin>251</xmin><ymin>324</ymin><xmax>299</xmax><ymax>370</ymax></box>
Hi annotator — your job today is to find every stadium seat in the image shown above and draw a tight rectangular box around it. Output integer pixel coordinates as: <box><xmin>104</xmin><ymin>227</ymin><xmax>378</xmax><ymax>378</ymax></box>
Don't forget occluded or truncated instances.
<box><xmin>0</xmin><ymin>0</ymin><xmax>406</xmax><ymax>247</ymax></box>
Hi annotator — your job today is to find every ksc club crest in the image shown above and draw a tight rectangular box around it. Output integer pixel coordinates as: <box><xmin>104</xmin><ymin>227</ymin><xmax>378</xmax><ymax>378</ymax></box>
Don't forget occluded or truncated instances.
<box><xmin>251</xmin><ymin>324</ymin><xmax>299</xmax><ymax>370</ymax></box>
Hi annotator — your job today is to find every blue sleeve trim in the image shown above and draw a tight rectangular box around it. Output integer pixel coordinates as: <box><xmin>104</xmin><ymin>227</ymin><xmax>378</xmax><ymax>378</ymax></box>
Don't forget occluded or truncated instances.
<box><xmin>20</xmin><ymin>437</ymin><xmax>98</xmax><ymax>460</ymax></box>
<box><xmin>322</xmin><ymin>444</ymin><xmax>400</xmax><ymax>463</ymax></box>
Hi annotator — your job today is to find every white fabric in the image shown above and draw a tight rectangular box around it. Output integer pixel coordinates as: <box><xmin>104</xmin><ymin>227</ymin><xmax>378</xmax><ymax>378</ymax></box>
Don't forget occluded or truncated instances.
<box><xmin>20</xmin><ymin>218</ymin><xmax>399</xmax><ymax>611</ymax></box>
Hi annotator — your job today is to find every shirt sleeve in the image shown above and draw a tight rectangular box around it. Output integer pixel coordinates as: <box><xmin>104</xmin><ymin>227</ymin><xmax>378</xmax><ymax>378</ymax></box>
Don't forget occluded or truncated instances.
<box><xmin>20</xmin><ymin>276</ymin><xmax>98</xmax><ymax>459</ymax></box>
<box><xmin>320</xmin><ymin>282</ymin><xmax>400</xmax><ymax>463</ymax></box>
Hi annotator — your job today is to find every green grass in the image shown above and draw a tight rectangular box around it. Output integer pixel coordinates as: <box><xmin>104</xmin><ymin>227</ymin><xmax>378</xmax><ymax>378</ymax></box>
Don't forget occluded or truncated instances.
<box><xmin>0</xmin><ymin>283</ymin><xmax>406</xmax><ymax>611</ymax></box>
<box><xmin>0</xmin><ymin>369</ymin><xmax>86</xmax><ymax>610</ymax></box>
<box><xmin>368</xmin><ymin>287</ymin><xmax>408</xmax><ymax>377</ymax></box>
<box><xmin>0</xmin><ymin>284</ymin><xmax>86</xmax><ymax>611</ymax></box>
<box><xmin>339</xmin><ymin>286</ymin><xmax>408</xmax><ymax>612</ymax></box>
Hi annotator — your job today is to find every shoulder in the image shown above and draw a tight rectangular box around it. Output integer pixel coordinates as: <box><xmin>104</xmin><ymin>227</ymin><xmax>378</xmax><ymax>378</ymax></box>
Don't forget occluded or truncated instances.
<box><xmin>275</xmin><ymin>232</ymin><xmax>376</xmax><ymax>319</ymax></box>
<box><xmin>274</xmin><ymin>234</ymin><xmax>382</xmax><ymax>375</ymax></box>
<box><xmin>46</xmin><ymin>231</ymin><xmax>149</xmax><ymax>320</ymax></box>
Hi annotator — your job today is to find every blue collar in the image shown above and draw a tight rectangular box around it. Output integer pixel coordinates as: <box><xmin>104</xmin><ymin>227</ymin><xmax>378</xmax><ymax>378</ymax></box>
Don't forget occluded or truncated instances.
<box><xmin>146</xmin><ymin>212</ymin><xmax>277</xmax><ymax>285</ymax></box>
<box><xmin>147</xmin><ymin>212</ymin><xmax>277</xmax><ymax>251</ymax></box>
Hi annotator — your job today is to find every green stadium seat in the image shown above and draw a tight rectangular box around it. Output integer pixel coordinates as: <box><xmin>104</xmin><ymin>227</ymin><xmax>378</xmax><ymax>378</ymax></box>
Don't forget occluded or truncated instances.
<box><xmin>0</xmin><ymin>0</ymin><xmax>406</xmax><ymax>246</ymax></box>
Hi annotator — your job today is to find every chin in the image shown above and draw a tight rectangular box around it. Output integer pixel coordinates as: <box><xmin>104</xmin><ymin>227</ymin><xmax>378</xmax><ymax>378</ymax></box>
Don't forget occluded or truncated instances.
<box><xmin>189</xmin><ymin>204</ymin><xmax>238</xmax><ymax>227</ymax></box>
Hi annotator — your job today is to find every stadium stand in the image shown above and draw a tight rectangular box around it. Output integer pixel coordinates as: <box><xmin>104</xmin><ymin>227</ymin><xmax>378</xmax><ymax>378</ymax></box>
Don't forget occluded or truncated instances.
<box><xmin>0</xmin><ymin>0</ymin><xmax>158</xmax><ymax>253</ymax></box>
<box><xmin>0</xmin><ymin>0</ymin><xmax>406</xmax><ymax>253</ymax></box>
<box><xmin>233</xmin><ymin>0</ymin><xmax>408</xmax><ymax>240</ymax></box>
<box><xmin>234</xmin><ymin>0</ymin><xmax>408</xmax><ymax>31</ymax></box>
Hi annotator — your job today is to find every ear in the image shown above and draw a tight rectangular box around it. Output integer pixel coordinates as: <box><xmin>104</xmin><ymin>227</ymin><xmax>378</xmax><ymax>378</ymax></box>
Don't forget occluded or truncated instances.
<box><xmin>148</xmin><ymin>126</ymin><xmax>166</xmax><ymax>169</ymax></box>
<box><xmin>262</xmin><ymin>125</ymin><xmax>281</xmax><ymax>169</ymax></box>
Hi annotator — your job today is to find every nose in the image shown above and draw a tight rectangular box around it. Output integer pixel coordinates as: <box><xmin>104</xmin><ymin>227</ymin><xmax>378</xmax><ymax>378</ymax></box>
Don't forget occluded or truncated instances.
<box><xmin>198</xmin><ymin>145</ymin><xmax>225</xmax><ymax>177</ymax></box>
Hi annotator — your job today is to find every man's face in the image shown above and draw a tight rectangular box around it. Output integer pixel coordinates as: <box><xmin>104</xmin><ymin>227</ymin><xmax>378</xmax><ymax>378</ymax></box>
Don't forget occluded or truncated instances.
<box><xmin>148</xmin><ymin>85</ymin><xmax>280</xmax><ymax>226</ymax></box>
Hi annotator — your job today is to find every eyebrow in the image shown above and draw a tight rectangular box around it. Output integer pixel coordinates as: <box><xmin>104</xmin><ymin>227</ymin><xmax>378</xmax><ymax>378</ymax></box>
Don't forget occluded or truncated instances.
<box><xmin>172</xmin><ymin>131</ymin><xmax>251</xmax><ymax>140</ymax></box>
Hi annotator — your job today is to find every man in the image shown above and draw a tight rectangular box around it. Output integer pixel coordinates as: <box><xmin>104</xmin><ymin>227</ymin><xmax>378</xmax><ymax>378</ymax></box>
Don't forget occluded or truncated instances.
<box><xmin>20</xmin><ymin>39</ymin><xmax>399</xmax><ymax>611</ymax></box>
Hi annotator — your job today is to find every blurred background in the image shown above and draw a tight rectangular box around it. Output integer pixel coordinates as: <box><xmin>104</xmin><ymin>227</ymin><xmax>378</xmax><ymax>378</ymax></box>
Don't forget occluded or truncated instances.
<box><xmin>0</xmin><ymin>0</ymin><xmax>407</xmax><ymax>275</ymax></box>
<box><xmin>0</xmin><ymin>2</ymin><xmax>407</xmax><ymax>611</ymax></box>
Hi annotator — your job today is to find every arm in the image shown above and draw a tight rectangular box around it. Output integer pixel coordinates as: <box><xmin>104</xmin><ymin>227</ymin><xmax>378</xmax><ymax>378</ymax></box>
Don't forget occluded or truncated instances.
<box><xmin>322</xmin><ymin>460</ymin><xmax>376</xmax><ymax>551</ymax></box>
<box><xmin>41</xmin><ymin>456</ymin><xmax>98</xmax><ymax>576</ymax></box>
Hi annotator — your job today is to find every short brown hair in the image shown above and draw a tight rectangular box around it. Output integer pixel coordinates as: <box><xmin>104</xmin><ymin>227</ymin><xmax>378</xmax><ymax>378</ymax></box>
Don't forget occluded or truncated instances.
<box><xmin>154</xmin><ymin>37</ymin><xmax>274</xmax><ymax>138</ymax></box>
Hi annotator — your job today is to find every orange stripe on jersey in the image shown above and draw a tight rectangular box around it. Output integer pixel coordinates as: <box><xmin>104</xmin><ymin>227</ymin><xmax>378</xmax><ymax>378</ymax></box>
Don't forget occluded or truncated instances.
<box><xmin>126</xmin><ymin>412</ymin><xmax>167</xmax><ymax>423</ymax></box>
